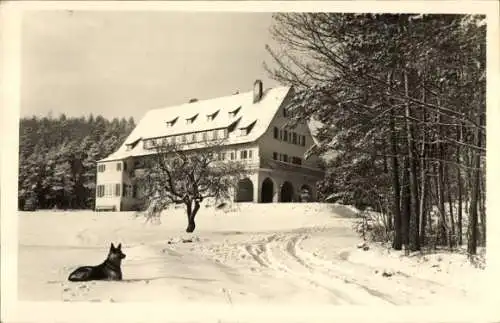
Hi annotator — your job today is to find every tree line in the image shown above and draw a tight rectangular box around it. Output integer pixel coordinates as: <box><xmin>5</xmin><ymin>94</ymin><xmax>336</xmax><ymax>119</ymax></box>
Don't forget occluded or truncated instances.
<box><xmin>18</xmin><ymin>113</ymin><xmax>135</xmax><ymax>210</ymax></box>
<box><xmin>265</xmin><ymin>13</ymin><xmax>486</xmax><ymax>255</ymax></box>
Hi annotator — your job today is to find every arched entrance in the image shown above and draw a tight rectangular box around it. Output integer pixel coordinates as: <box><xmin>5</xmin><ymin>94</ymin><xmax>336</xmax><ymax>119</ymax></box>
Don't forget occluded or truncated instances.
<box><xmin>280</xmin><ymin>181</ymin><xmax>294</xmax><ymax>202</ymax></box>
<box><xmin>235</xmin><ymin>178</ymin><xmax>254</xmax><ymax>202</ymax></box>
<box><xmin>300</xmin><ymin>184</ymin><xmax>312</xmax><ymax>202</ymax></box>
<box><xmin>261</xmin><ymin>177</ymin><xmax>274</xmax><ymax>203</ymax></box>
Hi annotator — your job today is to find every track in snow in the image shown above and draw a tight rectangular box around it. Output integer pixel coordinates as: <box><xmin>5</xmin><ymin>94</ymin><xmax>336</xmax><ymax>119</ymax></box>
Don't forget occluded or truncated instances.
<box><xmin>236</xmin><ymin>231</ymin><xmax>397</xmax><ymax>305</ymax></box>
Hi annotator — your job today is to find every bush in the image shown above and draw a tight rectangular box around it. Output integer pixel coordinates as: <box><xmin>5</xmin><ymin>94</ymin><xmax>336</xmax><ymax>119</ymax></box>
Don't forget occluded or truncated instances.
<box><xmin>352</xmin><ymin>208</ymin><xmax>392</xmax><ymax>242</ymax></box>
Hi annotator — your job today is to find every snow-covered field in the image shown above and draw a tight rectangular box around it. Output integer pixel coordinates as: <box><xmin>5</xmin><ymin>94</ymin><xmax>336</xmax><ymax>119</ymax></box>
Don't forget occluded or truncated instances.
<box><xmin>17</xmin><ymin>203</ymin><xmax>487</xmax><ymax>307</ymax></box>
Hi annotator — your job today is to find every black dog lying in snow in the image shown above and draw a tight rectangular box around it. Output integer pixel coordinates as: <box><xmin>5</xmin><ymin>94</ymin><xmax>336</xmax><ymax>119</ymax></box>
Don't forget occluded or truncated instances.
<box><xmin>68</xmin><ymin>243</ymin><xmax>126</xmax><ymax>282</ymax></box>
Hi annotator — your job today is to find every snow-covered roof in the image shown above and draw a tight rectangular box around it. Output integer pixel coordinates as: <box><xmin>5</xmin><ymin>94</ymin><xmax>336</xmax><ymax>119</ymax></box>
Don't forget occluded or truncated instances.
<box><xmin>99</xmin><ymin>85</ymin><xmax>293</xmax><ymax>162</ymax></box>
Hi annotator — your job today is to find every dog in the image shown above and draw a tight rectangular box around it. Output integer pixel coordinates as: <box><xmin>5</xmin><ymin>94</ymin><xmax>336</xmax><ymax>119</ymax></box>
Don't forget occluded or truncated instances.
<box><xmin>68</xmin><ymin>243</ymin><xmax>126</xmax><ymax>282</ymax></box>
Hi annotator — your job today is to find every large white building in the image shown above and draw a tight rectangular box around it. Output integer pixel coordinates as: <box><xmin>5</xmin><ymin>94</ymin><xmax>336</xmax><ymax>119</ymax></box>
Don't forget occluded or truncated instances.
<box><xmin>95</xmin><ymin>80</ymin><xmax>324</xmax><ymax>211</ymax></box>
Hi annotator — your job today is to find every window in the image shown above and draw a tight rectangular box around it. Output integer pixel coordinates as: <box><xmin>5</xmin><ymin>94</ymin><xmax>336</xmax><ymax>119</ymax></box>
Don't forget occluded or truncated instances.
<box><xmin>292</xmin><ymin>133</ymin><xmax>297</xmax><ymax>145</ymax></box>
<box><xmin>292</xmin><ymin>157</ymin><xmax>302</xmax><ymax>165</ymax></box>
<box><xmin>213</xmin><ymin>130</ymin><xmax>218</xmax><ymax>139</ymax></box>
<box><xmin>97</xmin><ymin>185</ymin><xmax>104</xmax><ymax>197</ymax></box>
<box><xmin>202</xmin><ymin>132</ymin><xmax>208</xmax><ymax>141</ymax></box>
<box><xmin>186</xmin><ymin>114</ymin><xmax>198</xmax><ymax>124</ymax></box>
<box><xmin>230</xmin><ymin>152</ymin><xmax>235</xmax><ymax>160</ymax></box>
<box><xmin>248</xmin><ymin>150</ymin><xmax>253</xmax><ymax>159</ymax></box>
<box><xmin>240</xmin><ymin>150</ymin><xmax>248</xmax><ymax>159</ymax></box>
<box><xmin>191</xmin><ymin>133</ymin><xmax>197</xmax><ymax>142</ymax></box>
<box><xmin>105</xmin><ymin>184</ymin><xmax>113</xmax><ymax>197</ymax></box>
<box><xmin>273</xmin><ymin>127</ymin><xmax>279</xmax><ymax>139</ymax></box>
<box><xmin>115</xmin><ymin>184</ymin><xmax>121</xmax><ymax>197</ymax></box>
<box><xmin>123</xmin><ymin>162</ymin><xmax>127</xmax><ymax>171</ymax></box>
<box><xmin>283</xmin><ymin>154</ymin><xmax>288</xmax><ymax>163</ymax></box>
<box><xmin>283</xmin><ymin>130</ymin><xmax>288</xmax><ymax>142</ymax></box>
<box><xmin>207</xmin><ymin>110</ymin><xmax>219</xmax><ymax>121</ymax></box>
<box><xmin>98</xmin><ymin>164</ymin><xmax>106</xmax><ymax>172</ymax></box>
<box><xmin>229</xmin><ymin>106</ymin><xmax>241</xmax><ymax>117</ymax></box>
<box><xmin>219</xmin><ymin>129</ymin><xmax>226</xmax><ymax>139</ymax></box>
<box><xmin>283</xmin><ymin>108</ymin><xmax>287</xmax><ymax>117</ymax></box>
<box><xmin>301</xmin><ymin>135</ymin><xmax>306</xmax><ymax>146</ymax></box>
<box><xmin>221</xmin><ymin>152</ymin><xmax>226</xmax><ymax>160</ymax></box>
<box><xmin>288</xmin><ymin>132</ymin><xmax>292</xmax><ymax>142</ymax></box>
<box><xmin>182</xmin><ymin>135</ymin><xmax>187</xmax><ymax>143</ymax></box>
<box><xmin>166</xmin><ymin>117</ymin><xmax>178</xmax><ymax>127</ymax></box>
<box><xmin>116</xmin><ymin>163</ymin><xmax>122</xmax><ymax>171</ymax></box>
<box><xmin>240</xmin><ymin>128</ymin><xmax>247</xmax><ymax>136</ymax></box>
<box><xmin>273</xmin><ymin>152</ymin><xmax>278</xmax><ymax>160</ymax></box>
<box><xmin>279</xmin><ymin>130</ymin><xmax>283</xmax><ymax>140</ymax></box>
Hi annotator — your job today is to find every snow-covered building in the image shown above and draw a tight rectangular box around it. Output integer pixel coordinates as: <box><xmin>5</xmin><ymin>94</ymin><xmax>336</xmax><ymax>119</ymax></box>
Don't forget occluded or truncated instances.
<box><xmin>95</xmin><ymin>80</ymin><xmax>324</xmax><ymax>211</ymax></box>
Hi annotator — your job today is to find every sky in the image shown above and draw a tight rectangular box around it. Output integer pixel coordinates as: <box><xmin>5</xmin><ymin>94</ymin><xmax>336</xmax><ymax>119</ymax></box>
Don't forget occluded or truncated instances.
<box><xmin>21</xmin><ymin>11</ymin><xmax>281</xmax><ymax>122</ymax></box>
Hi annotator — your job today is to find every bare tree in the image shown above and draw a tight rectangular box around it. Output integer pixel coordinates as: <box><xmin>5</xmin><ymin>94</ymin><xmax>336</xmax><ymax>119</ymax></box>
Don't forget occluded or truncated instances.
<box><xmin>137</xmin><ymin>139</ymin><xmax>250</xmax><ymax>233</ymax></box>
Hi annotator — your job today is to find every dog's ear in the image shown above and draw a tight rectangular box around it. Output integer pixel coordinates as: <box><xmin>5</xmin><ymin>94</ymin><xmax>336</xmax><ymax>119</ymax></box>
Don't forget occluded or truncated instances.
<box><xmin>117</xmin><ymin>243</ymin><xmax>122</xmax><ymax>250</ymax></box>
<box><xmin>110</xmin><ymin>242</ymin><xmax>115</xmax><ymax>249</ymax></box>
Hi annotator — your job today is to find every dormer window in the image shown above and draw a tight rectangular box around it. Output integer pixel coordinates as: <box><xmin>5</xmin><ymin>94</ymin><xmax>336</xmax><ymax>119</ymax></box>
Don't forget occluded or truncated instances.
<box><xmin>229</xmin><ymin>106</ymin><xmax>241</xmax><ymax>117</ymax></box>
<box><xmin>238</xmin><ymin>120</ymin><xmax>257</xmax><ymax>137</ymax></box>
<box><xmin>207</xmin><ymin>110</ymin><xmax>220</xmax><ymax>121</ymax></box>
<box><xmin>166</xmin><ymin>117</ymin><xmax>178</xmax><ymax>127</ymax></box>
<box><xmin>186</xmin><ymin>113</ymin><xmax>199</xmax><ymax>124</ymax></box>
<box><xmin>125</xmin><ymin>138</ymin><xmax>141</xmax><ymax>151</ymax></box>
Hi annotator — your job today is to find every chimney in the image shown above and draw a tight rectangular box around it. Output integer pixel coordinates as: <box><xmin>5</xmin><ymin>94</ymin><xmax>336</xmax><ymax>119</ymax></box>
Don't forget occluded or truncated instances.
<box><xmin>253</xmin><ymin>79</ymin><xmax>263</xmax><ymax>103</ymax></box>
<box><xmin>188</xmin><ymin>98</ymin><xmax>198</xmax><ymax>103</ymax></box>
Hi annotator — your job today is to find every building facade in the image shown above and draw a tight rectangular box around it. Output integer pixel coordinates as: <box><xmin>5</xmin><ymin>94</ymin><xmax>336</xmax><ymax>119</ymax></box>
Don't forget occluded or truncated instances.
<box><xmin>95</xmin><ymin>80</ymin><xmax>324</xmax><ymax>211</ymax></box>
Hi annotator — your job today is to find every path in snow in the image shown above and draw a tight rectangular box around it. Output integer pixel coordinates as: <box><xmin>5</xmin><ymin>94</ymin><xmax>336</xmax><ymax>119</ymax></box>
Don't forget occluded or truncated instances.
<box><xmin>17</xmin><ymin>204</ymin><xmax>478</xmax><ymax>305</ymax></box>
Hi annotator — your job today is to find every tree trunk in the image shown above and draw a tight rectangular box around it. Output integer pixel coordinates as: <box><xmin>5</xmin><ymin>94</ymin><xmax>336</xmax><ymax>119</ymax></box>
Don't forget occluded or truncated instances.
<box><xmin>185</xmin><ymin>200</ymin><xmax>200</xmax><ymax>233</ymax></box>
<box><xmin>419</xmin><ymin>84</ymin><xmax>427</xmax><ymax>247</ymax></box>
<box><xmin>404</xmin><ymin>70</ymin><xmax>420</xmax><ymax>251</ymax></box>
<box><xmin>401</xmin><ymin>157</ymin><xmax>411</xmax><ymax>254</ymax></box>
<box><xmin>437</xmin><ymin>160</ymin><xmax>447</xmax><ymax>246</ymax></box>
<box><xmin>457</xmin><ymin>124</ymin><xmax>463</xmax><ymax>246</ymax></box>
<box><xmin>445</xmin><ymin>164</ymin><xmax>456</xmax><ymax>249</ymax></box>
<box><xmin>436</xmin><ymin>109</ymin><xmax>447</xmax><ymax>246</ymax></box>
<box><xmin>467</xmin><ymin>139</ymin><xmax>480</xmax><ymax>254</ymax></box>
<box><xmin>478</xmin><ymin>165</ymin><xmax>486</xmax><ymax>247</ymax></box>
<box><xmin>419</xmin><ymin>161</ymin><xmax>427</xmax><ymax>247</ymax></box>
<box><xmin>467</xmin><ymin>117</ymin><xmax>483</xmax><ymax>255</ymax></box>
<box><xmin>388</xmin><ymin>72</ymin><xmax>402</xmax><ymax>251</ymax></box>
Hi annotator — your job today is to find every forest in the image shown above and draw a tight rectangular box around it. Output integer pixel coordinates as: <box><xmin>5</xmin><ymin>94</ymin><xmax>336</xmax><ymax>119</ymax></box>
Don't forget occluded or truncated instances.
<box><xmin>18</xmin><ymin>114</ymin><xmax>135</xmax><ymax>210</ymax></box>
<box><xmin>264</xmin><ymin>13</ymin><xmax>486</xmax><ymax>255</ymax></box>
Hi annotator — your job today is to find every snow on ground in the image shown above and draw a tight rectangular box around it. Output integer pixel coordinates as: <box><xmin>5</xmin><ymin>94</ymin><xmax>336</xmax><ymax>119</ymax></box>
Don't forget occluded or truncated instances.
<box><xmin>18</xmin><ymin>203</ymin><xmax>486</xmax><ymax>305</ymax></box>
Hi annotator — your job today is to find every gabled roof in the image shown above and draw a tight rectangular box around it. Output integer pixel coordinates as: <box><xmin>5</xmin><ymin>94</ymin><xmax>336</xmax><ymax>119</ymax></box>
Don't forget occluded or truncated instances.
<box><xmin>98</xmin><ymin>85</ymin><xmax>293</xmax><ymax>162</ymax></box>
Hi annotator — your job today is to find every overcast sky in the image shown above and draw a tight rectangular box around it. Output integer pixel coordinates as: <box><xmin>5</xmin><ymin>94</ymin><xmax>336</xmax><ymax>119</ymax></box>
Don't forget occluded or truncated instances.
<box><xmin>21</xmin><ymin>11</ymin><xmax>281</xmax><ymax>122</ymax></box>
